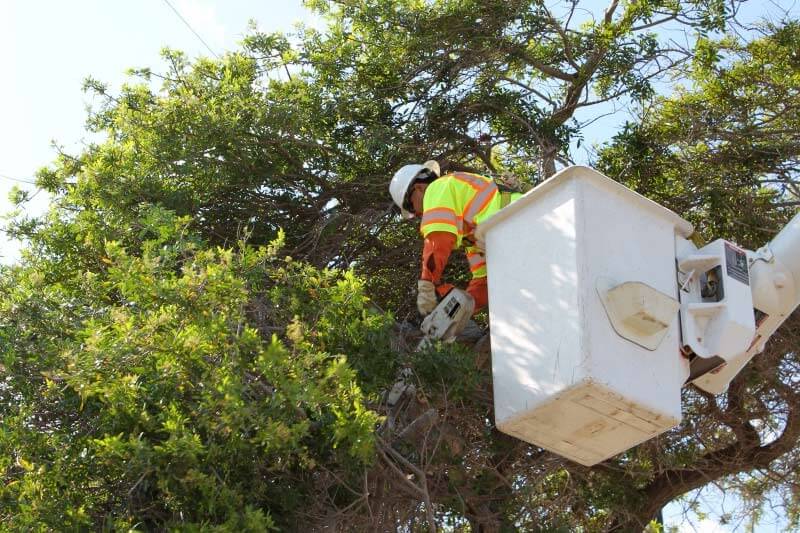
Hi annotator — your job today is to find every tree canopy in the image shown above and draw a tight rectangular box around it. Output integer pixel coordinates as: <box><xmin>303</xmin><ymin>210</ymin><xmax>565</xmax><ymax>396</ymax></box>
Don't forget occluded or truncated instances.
<box><xmin>2</xmin><ymin>1</ymin><xmax>800</xmax><ymax>530</ymax></box>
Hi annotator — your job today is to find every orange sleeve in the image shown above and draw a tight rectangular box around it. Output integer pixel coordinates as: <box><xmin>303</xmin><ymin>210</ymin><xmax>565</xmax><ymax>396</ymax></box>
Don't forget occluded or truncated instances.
<box><xmin>420</xmin><ymin>231</ymin><xmax>456</xmax><ymax>286</ymax></box>
<box><xmin>466</xmin><ymin>277</ymin><xmax>488</xmax><ymax>313</ymax></box>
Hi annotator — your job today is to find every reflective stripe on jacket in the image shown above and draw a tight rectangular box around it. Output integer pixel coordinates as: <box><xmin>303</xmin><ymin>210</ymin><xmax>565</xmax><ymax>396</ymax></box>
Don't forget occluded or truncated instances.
<box><xmin>420</xmin><ymin>172</ymin><xmax>520</xmax><ymax>278</ymax></box>
<box><xmin>419</xmin><ymin>172</ymin><xmax>499</xmax><ymax>245</ymax></box>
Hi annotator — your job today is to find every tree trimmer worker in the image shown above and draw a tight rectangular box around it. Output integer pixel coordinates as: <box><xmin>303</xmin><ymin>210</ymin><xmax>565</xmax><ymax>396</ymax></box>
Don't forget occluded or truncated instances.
<box><xmin>389</xmin><ymin>160</ymin><xmax>521</xmax><ymax>316</ymax></box>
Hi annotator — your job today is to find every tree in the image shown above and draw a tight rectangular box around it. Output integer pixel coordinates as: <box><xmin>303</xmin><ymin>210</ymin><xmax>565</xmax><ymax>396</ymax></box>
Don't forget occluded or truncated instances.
<box><xmin>2</xmin><ymin>1</ymin><xmax>800</xmax><ymax>531</ymax></box>
<box><xmin>298</xmin><ymin>0</ymin><xmax>732</xmax><ymax>178</ymax></box>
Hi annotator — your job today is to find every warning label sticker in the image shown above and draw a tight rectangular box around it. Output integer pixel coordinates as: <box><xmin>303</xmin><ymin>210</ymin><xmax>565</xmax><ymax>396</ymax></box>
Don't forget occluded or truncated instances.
<box><xmin>725</xmin><ymin>242</ymin><xmax>749</xmax><ymax>285</ymax></box>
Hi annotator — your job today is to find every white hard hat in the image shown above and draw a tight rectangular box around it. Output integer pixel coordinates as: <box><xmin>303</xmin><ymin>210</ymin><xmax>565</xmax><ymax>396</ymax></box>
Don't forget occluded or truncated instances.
<box><xmin>389</xmin><ymin>160</ymin><xmax>441</xmax><ymax>219</ymax></box>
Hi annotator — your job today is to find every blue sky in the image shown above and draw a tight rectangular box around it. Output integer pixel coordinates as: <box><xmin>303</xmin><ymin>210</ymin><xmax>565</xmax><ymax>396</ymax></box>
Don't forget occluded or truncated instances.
<box><xmin>0</xmin><ymin>0</ymin><xmax>319</xmax><ymax>263</ymax></box>
<box><xmin>0</xmin><ymin>1</ymin><xmax>796</xmax><ymax>530</ymax></box>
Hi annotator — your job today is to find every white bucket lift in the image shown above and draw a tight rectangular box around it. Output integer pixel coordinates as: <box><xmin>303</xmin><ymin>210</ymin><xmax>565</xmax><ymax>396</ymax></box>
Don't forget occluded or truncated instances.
<box><xmin>476</xmin><ymin>166</ymin><xmax>694</xmax><ymax>466</ymax></box>
<box><xmin>475</xmin><ymin>165</ymin><xmax>800</xmax><ymax>465</ymax></box>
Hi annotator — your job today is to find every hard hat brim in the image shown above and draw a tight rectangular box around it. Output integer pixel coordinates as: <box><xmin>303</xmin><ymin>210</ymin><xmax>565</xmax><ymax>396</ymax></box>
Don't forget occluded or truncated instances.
<box><xmin>423</xmin><ymin>160</ymin><xmax>440</xmax><ymax>177</ymax></box>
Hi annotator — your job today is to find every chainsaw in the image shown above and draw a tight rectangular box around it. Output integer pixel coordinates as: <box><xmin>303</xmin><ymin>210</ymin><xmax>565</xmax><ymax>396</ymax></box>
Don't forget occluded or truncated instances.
<box><xmin>416</xmin><ymin>288</ymin><xmax>475</xmax><ymax>350</ymax></box>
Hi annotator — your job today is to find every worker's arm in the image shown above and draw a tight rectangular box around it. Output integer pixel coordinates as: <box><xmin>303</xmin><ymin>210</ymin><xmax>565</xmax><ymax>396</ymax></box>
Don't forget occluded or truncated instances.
<box><xmin>464</xmin><ymin>246</ymin><xmax>487</xmax><ymax>278</ymax></box>
<box><xmin>464</xmin><ymin>245</ymin><xmax>489</xmax><ymax>311</ymax></box>
<box><xmin>421</xmin><ymin>231</ymin><xmax>456</xmax><ymax>297</ymax></box>
<box><xmin>418</xmin><ymin>181</ymin><xmax>459</xmax><ymax>304</ymax></box>
<box><xmin>465</xmin><ymin>277</ymin><xmax>488</xmax><ymax>312</ymax></box>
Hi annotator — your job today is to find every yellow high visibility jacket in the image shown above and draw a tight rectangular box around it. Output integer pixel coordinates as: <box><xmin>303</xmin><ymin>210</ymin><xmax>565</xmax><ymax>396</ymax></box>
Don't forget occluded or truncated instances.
<box><xmin>420</xmin><ymin>172</ymin><xmax>520</xmax><ymax>278</ymax></box>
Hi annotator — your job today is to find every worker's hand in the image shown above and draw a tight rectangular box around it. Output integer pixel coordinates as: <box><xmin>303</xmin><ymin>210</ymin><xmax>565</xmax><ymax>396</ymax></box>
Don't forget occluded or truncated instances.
<box><xmin>417</xmin><ymin>280</ymin><xmax>438</xmax><ymax>316</ymax></box>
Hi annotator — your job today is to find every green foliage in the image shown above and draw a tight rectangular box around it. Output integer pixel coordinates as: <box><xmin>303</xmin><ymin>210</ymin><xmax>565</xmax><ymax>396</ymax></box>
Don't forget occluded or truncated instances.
<box><xmin>597</xmin><ymin>21</ymin><xmax>800</xmax><ymax>248</ymax></box>
<box><xmin>264</xmin><ymin>260</ymin><xmax>397</xmax><ymax>395</ymax></box>
<box><xmin>0</xmin><ymin>211</ymin><xmax>384</xmax><ymax>529</ymax></box>
<box><xmin>410</xmin><ymin>341</ymin><xmax>482</xmax><ymax>402</ymax></box>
